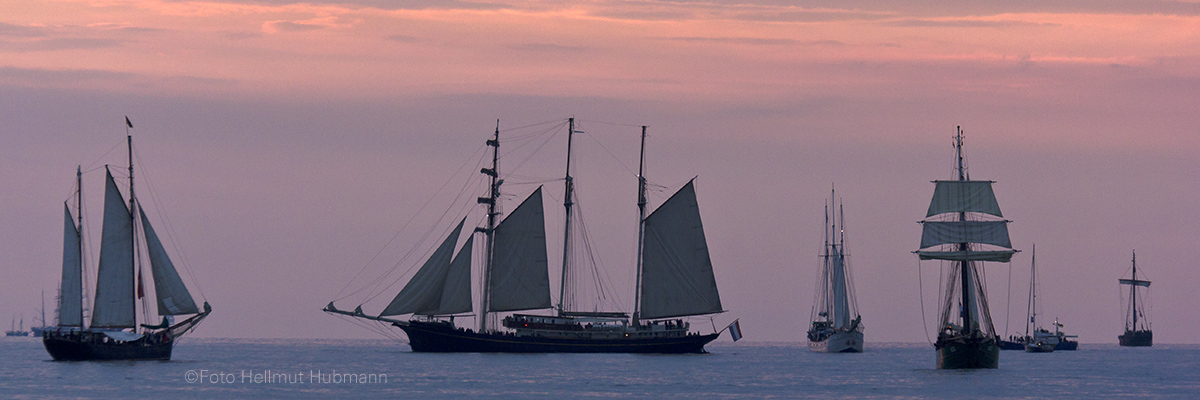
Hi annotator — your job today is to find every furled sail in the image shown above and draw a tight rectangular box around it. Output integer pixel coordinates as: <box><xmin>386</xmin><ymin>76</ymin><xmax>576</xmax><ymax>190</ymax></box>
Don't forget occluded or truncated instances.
<box><xmin>59</xmin><ymin>205</ymin><xmax>83</xmax><ymax>327</ymax></box>
<box><xmin>639</xmin><ymin>180</ymin><xmax>723</xmax><ymax>320</ymax></box>
<box><xmin>381</xmin><ymin>219</ymin><xmax>465</xmax><ymax>316</ymax></box>
<box><xmin>487</xmin><ymin>187</ymin><xmax>551</xmax><ymax>312</ymax></box>
<box><xmin>916</xmin><ymin>250</ymin><xmax>1015</xmax><ymax>262</ymax></box>
<box><xmin>139</xmin><ymin>208</ymin><xmax>199</xmax><ymax>316</ymax></box>
<box><xmin>919</xmin><ymin>221</ymin><xmax>1012</xmax><ymax>249</ymax></box>
<box><xmin>926</xmin><ymin>180</ymin><xmax>1003</xmax><ymax>218</ymax></box>
<box><xmin>90</xmin><ymin>170</ymin><xmax>136</xmax><ymax>329</ymax></box>
<box><xmin>437</xmin><ymin>235</ymin><xmax>474</xmax><ymax>315</ymax></box>
<box><xmin>829</xmin><ymin>246</ymin><xmax>851</xmax><ymax>329</ymax></box>
<box><xmin>1119</xmin><ymin>278</ymin><xmax>1151</xmax><ymax>287</ymax></box>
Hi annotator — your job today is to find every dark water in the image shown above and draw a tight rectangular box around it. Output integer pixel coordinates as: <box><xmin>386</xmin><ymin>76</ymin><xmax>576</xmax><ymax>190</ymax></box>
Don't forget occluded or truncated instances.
<box><xmin>1</xmin><ymin>338</ymin><xmax>1195</xmax><ymax>398</ymax></box>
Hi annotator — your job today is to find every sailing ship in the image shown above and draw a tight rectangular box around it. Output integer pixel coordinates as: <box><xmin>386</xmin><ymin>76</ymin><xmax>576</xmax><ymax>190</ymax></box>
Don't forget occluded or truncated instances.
<box><xmin>30</xmin><ymin>291</ymin><xmax>51</xmax><ymax>337</ymax></box>
<box><xmin>999</xmin><ymin>246</ymin><xmax>1078</xmax><ymax>351</ymax></box>
<box><xmin>42</xmin><ymin>120</ymin><xmax>211</xmax><ymax>361</ymax></box>
<box><xmin>326</xmin><ymin>119</ymin><xmax>730</xmax><ymax>353</ymax></box>
<box><xmin>1022</xmin><ymin>245</ymin><xmax>1055</xmax><ymax>353</ymax></box>
<box><xmin>6</xmin><ymin>319</ymin><xmax>30</xmax><ymax>337</ymax></box>
<box><xmin>1118</xmin><ymin>250</ymin><xmax>1152</xmax><ymax>347</ymax></box>
<box><xmin>806</xmin><ymin>188</ymin><xmax>863</xmax><ymax>353</ymax></box>
<box><xmin>916</xmin><ymin>127</ymin><xmax>1016</xmax><ymax>369</ymax></box>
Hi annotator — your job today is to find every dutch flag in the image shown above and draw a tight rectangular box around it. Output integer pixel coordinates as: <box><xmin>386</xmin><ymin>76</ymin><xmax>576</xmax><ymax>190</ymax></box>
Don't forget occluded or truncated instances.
<box><xmin>727</xmin><ymin>319</ymin><xmax>743</xmax><ymax>342</ymax></box>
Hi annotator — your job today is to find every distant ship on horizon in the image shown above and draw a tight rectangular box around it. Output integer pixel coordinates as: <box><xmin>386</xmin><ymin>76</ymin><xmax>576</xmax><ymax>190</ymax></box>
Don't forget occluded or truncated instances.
<box><xmin>42</xmin><ymin>119</ymin><xmax>211</xmax><ymax>361</ymax></box>
<box><xmin>806</xmin><ymin>187</ymin><xmax>863</xmax><ymax>353</ymax></box>
<box><xmin>327</xmin><ymin>118</ymin><xmax>736</xmax><ymax>353</ymax></box>
<box><xmin>1118</xmin><ymin>251</ymin><xmax>1152</xmax><ymax>347</ymax></box>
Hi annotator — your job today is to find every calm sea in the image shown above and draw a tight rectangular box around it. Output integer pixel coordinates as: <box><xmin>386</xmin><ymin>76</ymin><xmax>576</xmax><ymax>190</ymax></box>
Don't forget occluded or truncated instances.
<box><xmin>1</xmin><ymin>338</ymin><xmax>1196</xmax><ymax>399</ymax></box>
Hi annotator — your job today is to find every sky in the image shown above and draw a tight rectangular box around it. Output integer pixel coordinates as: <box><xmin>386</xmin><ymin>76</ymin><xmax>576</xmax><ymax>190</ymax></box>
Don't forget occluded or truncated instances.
<box><xmin>2</xmin><ymin>0</ymin><xmax>1199</xmax><ymax>344</ymax></box>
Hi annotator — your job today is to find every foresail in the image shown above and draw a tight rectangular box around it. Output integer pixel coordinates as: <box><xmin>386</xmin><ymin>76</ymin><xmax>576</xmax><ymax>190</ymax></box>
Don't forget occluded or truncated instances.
<box><xmin>488</xmin><ymin>187</ymin><xmax>552</xmax><ymax>312</ymax></box>
<box><xmin>830</xmin><ymin>246</ymin><xmax>851</xmax><ymax>329</ymax></box>
<box><xmin>90</xmin><ymin>170</ymin><xmax>136</xmax><ymax>329</ymax></box>
<box><xmin>639</xmin><ymin>180</ymin><xmax>723</xmax><ymax>320</ymax></box>
<box><xmin>436</xmin><ymin>234</ymin><xmax>474</xmax><ymax>315</ymax></box>
<box><xmin>140</xmin><ymin>208</ymin><xmax>199</xmax><ymax>316</ymax></box>
<box><xmin>381</xmin><ymin>219</ymin><xmax>465</xmax><ymax>316</ymax></box>
<box><xmin>59</xmin><ymin>205</ymin><xmax>83</xmax><ymax>327</ymax></box>
<box><xmin>919</xmin><ymin>221</ymin><xmax>1012</xmax><ymax>249</ymax></box>
<box><xmin>926</xmin><ymin>180</ymin><xmax>1003</xmax><ymax>218</ymax></box>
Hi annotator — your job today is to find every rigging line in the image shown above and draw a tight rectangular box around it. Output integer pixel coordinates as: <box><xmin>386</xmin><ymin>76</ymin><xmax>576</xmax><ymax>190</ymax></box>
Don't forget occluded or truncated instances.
<box><xmin>1004</xmin><ymin>257</ymin><xmax>1012</xmax><ymax>337</ymax></box>
<box><xmin>576</xmin><ymin>118</ymin><xmax>644</xmax><ymax>129</ymax></box>
<box><xmin>357</xmin><ymin>162</ymin><xmax>488</xmax><ymax>304</ymax></box>
<box><xmin>361</xmin><ymin>173</ymin><xmax>484</xmax><ymax>305</ymax></box>
<box><xmin>580</xmin><ymin>131</ymin><xmax>638</xmax><ymax>178</ymax></box>
<box><xmin>504</xmin><ymin>122</ymin><xmax>565</xmax><ymax>176</ymax></box>
<box><xmin>500</xmin><ymin>118</ymin><xmax>567</xmax><ymax>134</ymax></box>
<box><xmin>131</xmin><ymin>146</ymin><xmax>208</xmax><ymax>302</ymax></box>
<box><xmin>917</xmin><ymin>258</ymin><xmax>933</xmax><ymax>346</ymax></box>
<box><xmin>84</xmin><ymin>141</ymin><xmax>125</xmax><ymax>172</ymax></box>
<box><xmin>332</xmin><ymin>144</ymin><xmax>488</xmax><ymax>302</ymax></box>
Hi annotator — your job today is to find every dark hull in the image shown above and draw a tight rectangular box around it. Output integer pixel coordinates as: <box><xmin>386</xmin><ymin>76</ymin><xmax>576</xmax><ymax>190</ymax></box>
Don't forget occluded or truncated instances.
<box><xmin>43</xmin><ymin>333</ymin><xmax>173</xmax><ymax>361</ymax></box>
<box><xmin>998</xmin><ymin>340</ymin><xmax>1023</xmax><ymax>350</ymax></box>
<box><xmin>1119</xmin><ymin>330</ymin><xmax>1152</xmax><ymax>347</ymax></box>
<box><xmin>936</xmin><ymin>337</ymin><xmax>999</xmax><ymax>369</ymax></box>
<box><xmin>397</xmin><ymin>322</ymin><xmax>719</xmax><ymax>353</ymax></box>
<box><xmin>1055</xmin><ymin>340</ymin><xmax>1078</xmax><ymax>351</ymax></box>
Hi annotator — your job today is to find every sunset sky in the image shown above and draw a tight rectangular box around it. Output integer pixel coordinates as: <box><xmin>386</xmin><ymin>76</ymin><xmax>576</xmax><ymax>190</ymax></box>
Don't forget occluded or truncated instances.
<box><xmin>2</xmin><ymin>0</ymin><xmax>1199</xmax><ymax>344</ymax></box>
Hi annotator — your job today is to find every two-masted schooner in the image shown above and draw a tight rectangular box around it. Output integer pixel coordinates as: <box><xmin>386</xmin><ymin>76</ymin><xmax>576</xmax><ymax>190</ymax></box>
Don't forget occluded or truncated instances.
<box><xmin>1118</xmin><ymin>250</ymin><xmax>1152</xmax><ymax>347</ymax></box>
<box><xmin>43</xmin><ymin>120</ymin><xmax>211</xmax><ymax>361</ymax></box>
<box><xmin>806</xmin><ymin>188</ymin><xmax>863</xmax><ymax>353</ymax></box>
<box><xmin>916</xmin><ymin>127</ymin><xmax>1016</xmax><ymax>369</ymax></box>
<box><xmin>326</xmin><ymin>119</ymin><xmax>730</xmax><ymax>353</ymax></box>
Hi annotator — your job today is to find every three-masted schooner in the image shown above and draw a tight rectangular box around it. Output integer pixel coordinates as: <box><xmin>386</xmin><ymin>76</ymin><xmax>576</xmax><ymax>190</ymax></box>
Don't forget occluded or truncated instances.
<box><xmin>326</xmin><ymin>119</ymin><xmax>730</xmax><ymax>353</ymax></box>
<box><xmin>916</xmin><ymin>127</ymin><xmax>1016</xmax><ymax>369</ymax></box>
<box><xmin>806</xmin><ymin>188</ymin><xmax>863</xmax><ymax>353</ymax></box>
<box><xmin>43</xmin><ymin>120</ymin><xmax>211</xmax><ymax>361</ymax></box>
<box><xmin>1118</xmin><ymin>250</ymin><xmax>1152</xmax><ymax>347</ymax></box>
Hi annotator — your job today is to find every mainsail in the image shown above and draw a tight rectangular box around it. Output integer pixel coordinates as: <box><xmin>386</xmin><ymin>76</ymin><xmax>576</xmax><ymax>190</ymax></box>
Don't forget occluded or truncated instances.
<box><xmin>487</xmin><ymin>187</ymin><xmax>552</xmax><ymax>312</ymax></box>
<box><xmin>639</xmin><ymin>180</ymin><xmax>723</xmax><ymax>320</ymax></box>
<box><xmin>438</xmin><ymin>235</ymin><xmax>474</xmax><ymax>315</ymax></box>
<box><xmin>59</xmin><ymin>205</ymin><xmax>83</xmax><ymax>327</ymax></box>
<box><xmin>90</xmin><ymin>170</ymin><xmax>136</xmax><ymax>329</ymax></box>
<box><xmin>381</xmin><ymin>219</ymin><xmax>467</xmax><ymax>316</ymax></box>
<box><xmin>829</xmin><ymin>246</ymin><xmax>851</xmax><ymax>329</ymax></box>
<box><xmin>139</xmin><ymin>208</ymin><xmax>199</xmax><ymax>315</ymax></box>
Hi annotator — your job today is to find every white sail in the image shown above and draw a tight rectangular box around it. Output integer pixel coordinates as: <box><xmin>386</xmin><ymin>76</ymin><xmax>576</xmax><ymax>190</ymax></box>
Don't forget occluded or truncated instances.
<box><xmin>926</xmin><ymin>180</ymin><xmax>1003</xmax><ymax>218</ymax></box>
<box><xmin>487</xmin><ymin>187</ymin><xmax>552</xmax><ymax>312</ymax></box>
<box><xmin>139</xmin><ymin>208</ymin><xmax>199</xmax><ymax>316</ymax></box>
<box><xmin>381</xmin><ymin>219</ymin><xmax>465</xmax><ymax>316</ymax></box>
<box><xmin>90</xmin><ymin>170</ymin><xmax>136</xmax><ymax>329</ymax></box>
<box><xmin>639</xmin><ymin>180</ymin><xmax>723</xmax><ymax>320</ymax></box>
<box><xmin>830</xmin><ymin>246</ymin><xmax>850</xmax><ymax>329</ymax></box>
<box><xmin>437</xmin><ymin>234</ymin><xmax>474</xmax><ymax>315</ymax></box>
<box><xmin>919</xmin><ymin>221</ymin><xmax>1012</xmax><ymax>249</ymax></box>
<box><xmin>59</xmin><ymin>205</ymin><xmax>83</xmax><ymax>327</ymax></box>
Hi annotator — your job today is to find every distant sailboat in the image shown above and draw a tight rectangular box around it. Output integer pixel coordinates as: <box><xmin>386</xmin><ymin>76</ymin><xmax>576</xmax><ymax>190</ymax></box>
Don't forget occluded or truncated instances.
<box><xmin>1023</xmin><ymin>245</ymin><xmax>1055</xmax><ymax>353</ymax></box>
<box><xmin>807</xmin><ymin>187</ymin><xmax>863</xmax><ymax>353</ymax></box>
<box><xmin>1118</xmin><ymin>251</ymin><xmax>1152</xmax><ymax>347</ymax></box>
<box><xmin>326</xmin><ymin>119</ymin><xmax>731</xmax><ymax>353</ymax></box>
<box><xmin>916</xmin><ymin>127</ymin><xmax>1016</xmax><ymax>369</ymax></box>
<box><xmin>43</xmin><ymin>120</ymin><xmax>211</xmax><ymax>361</ymax></box>
<box><xmin>30</xmin><ymin>291</ymin><xmax>50</xmax><ymax>337</ymax></box>
<box><xmin>6</xmin><ymin>319</ymin><xmax>30</xmax><ymax>337</ymax></box>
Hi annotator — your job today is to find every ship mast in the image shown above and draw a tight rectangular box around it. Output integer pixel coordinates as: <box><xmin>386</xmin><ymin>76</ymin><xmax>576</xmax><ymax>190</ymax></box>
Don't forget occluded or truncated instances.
<box><xmin>1130</xmin><ymin>251</ymin><xmax>1137</xmax><ymax>331</ymax></box>
<box><xmin>1026</xmin><ymin>245</ymin><xmax>1037</xmax><ymax>337</ymax></box>
<box><xmin>558</xmin><ymin>118</ymin><xmax>576</xmax><ymax>315</ymax></box>
<box><xmin>477</xmin><ymin>121</ymin><xmax>501</xmax><ymax>332</ymax></box>
<box><xmin>633</xmin><ymin>126</ymin><xmax>647</xmax><ymax>326</ymax></box>
<box><xmin>76</xmin><ymin>165</ymin><xmax>84</xmax><ymax>326</ymax></box>
<box><xmin>126</xmin><ymin>118</ymin><xmax>142</xmax><ymax>328</ymax></box>
<box><xmin>955</xmin><ymin>126</ymin><xmax>973</xmax><ymax>335</ymax></box>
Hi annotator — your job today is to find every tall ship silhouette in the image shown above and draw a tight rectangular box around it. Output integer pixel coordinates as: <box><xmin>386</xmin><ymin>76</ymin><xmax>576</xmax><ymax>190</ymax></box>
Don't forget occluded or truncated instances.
<box><xmin>916</xmin><ymin>127</ymin><xmax>1016</xmax><ymax>369</ymax></box>
<box><xmin>42</xmin><ymin>118</ymin><xmax>211</xmax><ymax>361</ymax></box>
<box><xmin>1118</xmin><ymin>251</ymin><xmax>1152</xmax><ymax>347</ymax></box>
<box><xmin>327</xmin><ymin>118</ymin><xmax>735</xmax><ymax>353</ymax></box>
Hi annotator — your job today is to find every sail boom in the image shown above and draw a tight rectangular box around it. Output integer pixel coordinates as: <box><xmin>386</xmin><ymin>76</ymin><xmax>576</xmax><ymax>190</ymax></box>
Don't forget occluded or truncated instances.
<box><xmin>1118</xmin><ymin>278</ymin><xmax>1151</xmax><ymax>287</ymax></box>
<box><xmin>917</xmin><ymin>250</ymin><xmax>1016</xmax><ymax>262</ymax></box>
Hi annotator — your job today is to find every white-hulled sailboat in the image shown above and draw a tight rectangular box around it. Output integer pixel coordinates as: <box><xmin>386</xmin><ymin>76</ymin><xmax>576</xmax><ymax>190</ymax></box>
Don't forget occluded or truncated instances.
<box><xmin>916</xmin><ymin>127</ymin><xmax>1016</xmax><ymax>369</ymax></box>
<box><xmin>807</xmin><ymin>187</ymin><xmax>863</xmax><ymax>353</ymax></box>
<box><xmin>326</xmin><ymin>118</ymin><xmax>733</xmax><ymax>353</ymax></box>
<box><xmin>43</xmin><ymin>119</ymin><xmax>211</xmax><ymax>361</ymax></box>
